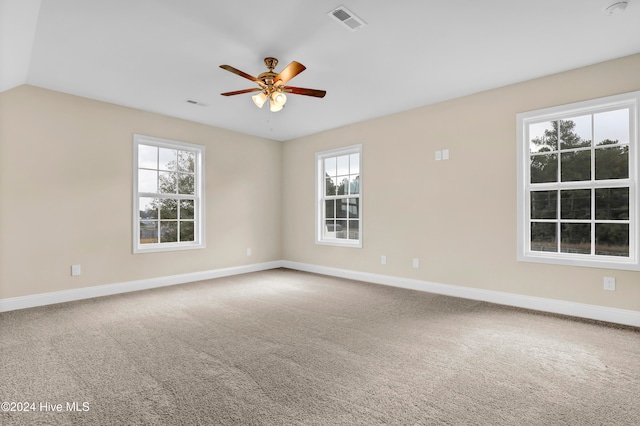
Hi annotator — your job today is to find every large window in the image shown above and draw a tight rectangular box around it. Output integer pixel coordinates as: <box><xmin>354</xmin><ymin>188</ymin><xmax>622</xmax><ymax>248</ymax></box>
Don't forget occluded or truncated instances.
<box><xmin>517</xmin><ymin>91</ymin><xmax>639</xmax><ymax>270</ymax></box>
<box><xmin>316</xmin><ymin>145</ymin><xmax>362</xmax><ymax>247</ymax></box>
<box><xmin>133</xmin><ymin>134</ymin><xmax>205</xmax><ymax>253</ymax></box>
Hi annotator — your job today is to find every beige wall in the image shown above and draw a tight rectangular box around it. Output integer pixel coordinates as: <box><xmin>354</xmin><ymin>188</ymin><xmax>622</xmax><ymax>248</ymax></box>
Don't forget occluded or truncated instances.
<box><xmin>1</xmin><ymin>55</ymin><xmax>639</xmax><ymax>312</ymax></box>
<box><xmin>282</xmin><ymin>54</ymin><xmax>640</xmax><ymax>312</ymax></box>
<box><xmin>0</xmin><ymin>85</ymin><xmax>282</xmax><ymax>299</ymax></box>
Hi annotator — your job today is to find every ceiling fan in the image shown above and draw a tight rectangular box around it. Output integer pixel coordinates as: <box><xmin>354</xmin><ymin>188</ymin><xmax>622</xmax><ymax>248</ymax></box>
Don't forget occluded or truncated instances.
<box><xmin>219</xmin><ymin>57</ymin><xmax>326</xmax><ymax>112</ymax></box>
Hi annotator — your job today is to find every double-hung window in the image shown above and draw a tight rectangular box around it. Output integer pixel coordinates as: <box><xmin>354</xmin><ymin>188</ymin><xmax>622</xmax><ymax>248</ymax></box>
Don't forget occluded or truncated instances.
<box><xmin>316</xmin><ymin>145</ymin><xmax>362</xmax><ymax>247</ymax></box>
<box><xmin>517</xmin><ymin>91</ymin><xmax>639</xmax><ymax>270</ymax></box>
<box><xmin>133</xmin><ymin>134</ymin><xmax>205</xmax><ymax>253</ymax></box>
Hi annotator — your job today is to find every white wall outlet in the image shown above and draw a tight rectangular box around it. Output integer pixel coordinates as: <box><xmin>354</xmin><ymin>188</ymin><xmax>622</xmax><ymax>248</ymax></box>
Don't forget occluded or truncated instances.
<box><xmin>442</xmin><ymin>149</ymin><xmax>449</xmax><ymax>160</ymax></box>
<box><xmin>603</xmin><ymin>277</ymin><xmax>616</xmax><ymax>291</ymax></box>
<box><xmin>381</xmin><ymin>255</ymin><xmax>387</xmax><ymax>265</ymax></box>
<box><xmin>71</xmin><ymin>265</ymin><xmax>81</xmax><ymax>276</ymax></box>
<box><xmin>412</xmin><ymin>258</ymin><xmax>420</xmax><ymax>269</ymax></box>
<box><xmin>435</xmin><ymin>150</ymin><xmax>442</xmax><ymax>161</ymax></box>
<box><xmin>246</xmin><ymin>248</ymin><xmax>252</xmax><ymax>256</ymax></box>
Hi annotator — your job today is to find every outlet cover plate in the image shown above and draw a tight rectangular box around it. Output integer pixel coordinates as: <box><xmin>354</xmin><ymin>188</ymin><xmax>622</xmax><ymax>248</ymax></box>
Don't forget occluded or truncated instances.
<box><xmin>603</xmin><ymin>277</ymin><xmax>616</xmax><ymax>291</ymax></box>
<box><xmin>71</xmin><ymin>265</ymin><xmax>81</xmax><ymax>276</ymax></box>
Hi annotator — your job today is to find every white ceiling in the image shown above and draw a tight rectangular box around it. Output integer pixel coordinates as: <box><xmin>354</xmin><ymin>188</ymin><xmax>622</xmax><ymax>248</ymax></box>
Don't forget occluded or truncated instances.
<box><xmin>2</xmin><ymin>0</ymin><xmax>639</xmax><ymax>141</ymax></box>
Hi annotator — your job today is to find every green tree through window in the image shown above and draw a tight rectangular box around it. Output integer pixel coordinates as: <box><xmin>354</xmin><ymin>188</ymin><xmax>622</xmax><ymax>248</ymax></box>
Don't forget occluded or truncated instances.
<box><xmin>134</xmin><ymin>134</ymin><xmax>204</xmax><ymax>253</ymax></box>
<box><xmin>518</xmin><ymin>93</ymin><xmax>638</xmax><ymax>270</ymax></box>
<box><xmin>529</xmin><ymin>117</ymin><xmax>629</xmax><ymax>256</ymax></box>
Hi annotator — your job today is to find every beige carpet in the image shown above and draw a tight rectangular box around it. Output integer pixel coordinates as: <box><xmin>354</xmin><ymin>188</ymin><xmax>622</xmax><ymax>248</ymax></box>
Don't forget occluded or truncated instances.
<box><xmin>1</xmin><ymin>268</ymin><xmax>638</xmax><ymax>425</ymax></box>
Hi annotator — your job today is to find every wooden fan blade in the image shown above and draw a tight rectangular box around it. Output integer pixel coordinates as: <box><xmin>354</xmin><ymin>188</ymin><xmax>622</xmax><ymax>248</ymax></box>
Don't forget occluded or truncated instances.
<box><xmin>274</xmin><ymin>61</ymin><xmax>306</xmax><ymax>85</ymax></box>
<box><xmin>221</xmin><ymin>88</ymin><xmax>262</xmax><ymax>96</ymax></box>
<box><xmin>283</xmin><ymin>86</ymin><xmax>327</xmax><ymax>98</ymax></box>
<box><xmin>219</xmin><ymin>65</ymin><xmax>262</xmax><ymax>84</ymax></box>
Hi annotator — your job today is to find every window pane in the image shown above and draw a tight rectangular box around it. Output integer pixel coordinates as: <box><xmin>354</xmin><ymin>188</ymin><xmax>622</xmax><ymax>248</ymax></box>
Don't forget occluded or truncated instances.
<box><xmin>159</xmin><ymin>199</ymin><xmax>178</xmax><ymax>219</ymax></box>
<box><xmin>561</xmin><ymin>189</ymin><xmax>591</xmax><ymax>220</ymax></box>
<box><xmin>348</xmin><ymin>220</ymin><xmax>359</xmax><ymax>240</ymax></box>
<box><xmin>138</xmin><ymin>144</ymin><xmax>158</xmax><ymax>169</ymax></box>
<box><xmin>178</xmin><ymin>173</ymin><xmax>194</xmax><ymax>194</ymax></box>
<box><xmin>595</xmin><ymin>146</ymin><xmax>628</xmax><ymax>180</ymax></box>
<box><xmin>140</xmin><ymin>221</ymin><xmax>158</xmax><ymax>244</ymax></box>
<box><xmin>337</xmin><ymin>155</ymin><xmax>349</xmax><ymax>176</ymax></box>
<box><xmin>350</xmin><ymin>153</ymin><xmax>360</xmax><ymax>174</ymax></box>
<box><xmin>561</xmin><ymin>223</ymin><xmax>591</xmax><ymax>254</ymax></box>
<box><xmin>138</xmin><ymin>169</ymin><xmax>158</xmax><ymax>193</ymax></box>
<box><xmin>325</xmin><ymin>200</ymin><xmax>335</xmax><ymax>219</ymax></box>
<box><xmin>180</xmin><ymin>200</ymin><xmax>194</xmax><ymax>220</ymax></box>
<box><xmin>160</xmin><ymin>221</ymin><xmax>178</xmax><ymax>243</ymax></box>
<box><xmin>595</xmin><ymin>109</ymin><xmax>629</xmax><ymax>146</ymax></box>
<box><xmin>139</xmin><ymin>197</ymin><xmax>158</xmax><ymax>219</ymax></box>
<box><xmin>349</xmin><ymin>175</ymin><xmax>360</xmax><ymax>195</ymax></box>
<box><xmin>159</xmin><ymin>171</ymin><xmax>177</xmax><ymax>193</ymax></box>
<box><xmin>595</xmin><ymin>188</ymin><xmax>629</xmax><ymax>220</ymax></box>
<box><xmin>337</xmin><ymin>176</ymin><xmax>349</xmax><ymax>195</ymax></box>
<box><xmin>324</xmin><ymin>220</ymin><xmax>337</xmax><ymax>237</ymax></box>
<box><xmin>531</xmin><ymin>222</ymin><xmax>556</xmax><ymax>252</ymax></box>
<box><xmin>178</xmin><ymin>151</ymin><xmax>195</xmax><ymax>172</ymax></box>
<box><xmin>529</xmin><ymin>121</ymin><xmax>556</xmax><ymax>153</ymax></box>
<box><xmin>325</xmin><ymin>176</ymin><xmax>337</xmax><ymax>196</ymax></box>
<box><xmin>324</xmin><ymin>157</ymin><xmax>336</xmax><ymax>177</ymax></box>
<box><xmin>336</xmin><ymin>199</ymin><xmax>348</xmax><ymax>218</ymax></box>
<box><xmin>561</xmin><ymin>150</ymin><xmax>590</xmax><ymax>182</ymax></box>
<box><xmin>135</xmin><ymin>136</ymin><xmax>204</xmax><ymax>252</ymax></box>
<box><xmin>159</xmin><ymin>148</ymin><xmax>177</xmax><ymax>171</ymax></box>
<box><xmin>595</xmin><ymin>223</ymin><xmax>629</xmax><ymax>257</ymax></box>
<box><xmin>519</xmin><ymin>95</ymin><xmax>636</xmax><ymax>267</ymax></box>
<box><xmin>180</xmin><ymin>221</ymin><xmax>195</xmax><ymax>242</ymax></box>
<box><xmin>559</xmin><ymin>116</ymin><xmax>591</xmax><ymax>150</ymax></box>
<box><xmin>347</xmin><ymin>198</ymin><xmax>359</xmax><ymax>219</ymax></box>
<box><xmin>531</xmin><ymin>191</ymin><xmax>557</xmax><ymax>219</ymax></box>
<box><xmin>318</xmin><ymin>147</ymin><xmax>362</xmax><ymax>246</ymax></box>
<box><xmin>530</xmin><ymin>153</ymin><xmax>557</xmax><ymax>183</ymax></box>
<box><xmin>335</xmin><ymin>220</ymin><xmax>347</xmax><ymax>239</ymax></box>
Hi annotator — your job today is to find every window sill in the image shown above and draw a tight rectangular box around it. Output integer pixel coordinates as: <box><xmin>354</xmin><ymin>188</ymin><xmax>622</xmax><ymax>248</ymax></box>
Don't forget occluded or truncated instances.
<box><xmin>316</xmin><ymin>239</ymin><xmax>362</xmax><ymax>248</ymax></box>
<box><xmin>518</xmin><ymin>252</ymin><xmax>640</xmax><ymax>271</ymax></box>
<box><xmin>134</xmin><ymin>242</ymin><xmax>205</xmax><ymax>254</ymax></box>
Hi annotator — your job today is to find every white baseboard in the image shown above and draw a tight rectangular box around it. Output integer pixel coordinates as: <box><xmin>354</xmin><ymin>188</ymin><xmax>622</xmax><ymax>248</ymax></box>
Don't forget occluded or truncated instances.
<box><xmin>0</xmin><ymin>261</ymin><xmax>283</xmax><ymax>313</ymax></box>
<box><xmin>2</xmin><ymin>260</ymin><xmax>638</xmax><ymax>328</ymax></box>
<box><xmin>281</xmin><ymin>261</ymin><xmax>640</xmax><ymax>328</ymax></box>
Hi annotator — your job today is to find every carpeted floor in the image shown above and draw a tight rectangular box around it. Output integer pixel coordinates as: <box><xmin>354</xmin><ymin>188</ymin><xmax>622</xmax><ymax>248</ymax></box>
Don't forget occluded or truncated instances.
<box><xmin>1</xmin><ymin>268</ymin><xmax>639</xmax><ymax>425</ymax></box>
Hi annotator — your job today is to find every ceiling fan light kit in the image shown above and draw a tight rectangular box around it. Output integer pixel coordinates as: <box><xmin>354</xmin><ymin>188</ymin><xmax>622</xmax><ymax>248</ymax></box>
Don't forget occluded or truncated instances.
<box><xmin>220</xmin><ymin>57</ymin><xmax>326</xmax><ymax>112</ymax></box>
<box><xmin>251</xmin><ymin>91</ymin><xmax>268</xmax><ymax>108</ymax></box>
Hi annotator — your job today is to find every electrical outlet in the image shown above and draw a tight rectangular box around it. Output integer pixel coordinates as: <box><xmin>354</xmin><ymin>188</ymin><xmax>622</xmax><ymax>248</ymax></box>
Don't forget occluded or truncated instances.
<box><xmin>603</xmin><ymin>277</ymin><xmax>616</xmax><ymax>291</ymax></box>
<box><xmin>381</xmin><ymin>255</ymin><xmax>387</xmax><ymax>265</ymax></box>
<box><xmin>246</xmin><ymin>248</ymin><xmax>252</xmax><ymax>256</ymax></box>
<box><xmin>442</xmin><ymin>149</ymin><xmax>449</xmax><ymax>160</ymax></box>
<box><xmin>71</xmin><ymin>265</ymin><xmax>81</xmax><ymax>276</ymax></box>
<box><xmin>435</xmin><ymin>150</ymin><xmax>442</xmax><ymax>161</ymax></box>
<box><xmin>412</xmin><ymin>258</ymin><xmax>420</xmax><ymax>269</ymax></box>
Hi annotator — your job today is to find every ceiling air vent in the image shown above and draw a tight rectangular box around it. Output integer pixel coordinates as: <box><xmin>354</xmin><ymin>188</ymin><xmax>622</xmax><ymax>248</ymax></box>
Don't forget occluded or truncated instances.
<box><xmin>328</xmin><ymin>6</ymin><xmax>366</xmax><ymax>32</ymax></box>
<box><xmin>185</xmin><ymin>99</ymin><xmax>206</xmax><ymax>106</ymax></box>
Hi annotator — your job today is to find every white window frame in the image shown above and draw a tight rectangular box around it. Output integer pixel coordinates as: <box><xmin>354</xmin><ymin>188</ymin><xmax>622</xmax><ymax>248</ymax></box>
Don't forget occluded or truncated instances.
<box><xmin>133</xmin><ymin>134</ymin><xmax>205</xmax><ymax>253</ymax></box>
<box><xmin>315</xmin><ymin>144</ymin><xmax>362</xmax><ymax>248</ymax></box>
<box><xmin>516</xmin><ymin>91</ymin><xmax>639</xmax><ymax>270</ymax></box>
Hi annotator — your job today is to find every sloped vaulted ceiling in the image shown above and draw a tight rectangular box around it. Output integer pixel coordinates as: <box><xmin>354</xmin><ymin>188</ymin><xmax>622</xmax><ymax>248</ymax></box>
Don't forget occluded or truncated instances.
<box><xmin>2</xmin><ymin>0</ymin><xmax>639</xmax><ymax>141</ymax></box>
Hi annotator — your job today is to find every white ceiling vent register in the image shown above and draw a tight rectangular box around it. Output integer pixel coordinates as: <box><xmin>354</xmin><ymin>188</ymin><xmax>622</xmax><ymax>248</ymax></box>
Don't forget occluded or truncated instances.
<box><xmin>185</xmin><ymin>99</ymin><xmax>206</xmax><ymax>107</ymax></box>
<box><xmin>328</xmin><ymin>6</ymin><xmax>367</xmax><ymax>31</ymax></box>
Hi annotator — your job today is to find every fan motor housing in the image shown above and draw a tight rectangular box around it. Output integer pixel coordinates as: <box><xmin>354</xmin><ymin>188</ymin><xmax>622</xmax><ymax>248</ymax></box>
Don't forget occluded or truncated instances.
<box><xmin>257</xmin><ymin>71</ymin><xmax>277</xmax><ymax>85</ymax></box>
